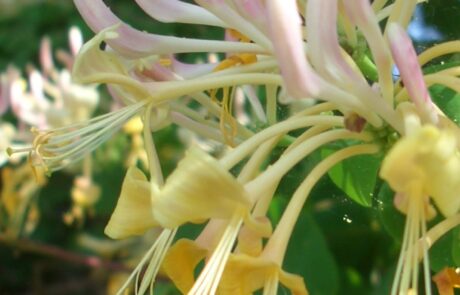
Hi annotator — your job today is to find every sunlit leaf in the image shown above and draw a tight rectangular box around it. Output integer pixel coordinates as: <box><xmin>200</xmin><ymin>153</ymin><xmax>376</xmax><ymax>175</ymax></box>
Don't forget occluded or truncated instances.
<box><xmin>430</xmin><ymin>85</ymin><xmax>460</xmax><ymax>125</ymax></box>
<box><xmin>322</xmin><ymin>144</ymin><xmax>382</xmax><ymax>207</ymax></box>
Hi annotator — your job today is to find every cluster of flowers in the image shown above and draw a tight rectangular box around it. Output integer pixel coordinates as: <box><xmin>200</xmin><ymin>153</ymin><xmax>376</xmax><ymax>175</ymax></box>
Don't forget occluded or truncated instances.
<box><xmin>1</xmin><ymin>26</ymin><xmax>101</xmax><ymax>234</ymax></box>
<box><xmin>8</xmin><ymin>0</ymin><xmax>460</xmax><ymax>294</ymax></box>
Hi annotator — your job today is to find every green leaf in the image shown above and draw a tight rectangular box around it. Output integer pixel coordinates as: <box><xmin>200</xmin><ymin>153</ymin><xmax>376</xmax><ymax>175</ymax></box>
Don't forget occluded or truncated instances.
<box><xmin>322</xmin><ymin>144</ymin><xmax>382</xmax><ymax>207</ymax></box>
<box><xmin>284</xmin><ymin>210</ymin><xmax>340</xmax><ymax>295</ymax></box>
<box><xmin>429</xmin><ymin>225</ymin><xmax>456</xmax><ymax>272</ymax></box>
<box><xmin>430</xmin><ymin>84</ymin><xmax>460</xmax><ymax>125</ymax></box>
<box><xmin>451</xmin><ymin>227</ymin><xmax>460</xmax><ymax>266</ymax></box>
<box><xmin>375</xmin><ymin>183</ymin><xmax>405</xmax><ymax>242</ymax></box>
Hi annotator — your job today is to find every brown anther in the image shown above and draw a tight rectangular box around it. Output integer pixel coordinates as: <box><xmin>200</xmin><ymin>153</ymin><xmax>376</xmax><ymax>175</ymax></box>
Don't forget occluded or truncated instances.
<box><xmin>433</xmin><ymin>267</ymin><xmax>460</xmax><ymax>295</ymax></box>
<box><xmin>344</xmin><ymin>113</ymin><xmax>367</xmax><ymax>133</ymax></box>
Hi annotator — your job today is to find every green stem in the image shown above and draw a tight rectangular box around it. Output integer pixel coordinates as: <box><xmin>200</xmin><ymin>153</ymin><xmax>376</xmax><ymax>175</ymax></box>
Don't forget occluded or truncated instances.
<box><xmin>262</xmin><ymin>144</ymin><xmax>379</xmax><ymax>264</ymax></box>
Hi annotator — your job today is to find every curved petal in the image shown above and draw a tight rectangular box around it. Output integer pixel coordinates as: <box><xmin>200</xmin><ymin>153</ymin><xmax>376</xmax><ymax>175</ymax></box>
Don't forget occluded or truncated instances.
<box><xmin>152</xmin><ymin>147</ymin><xmax>250</xmax><ymax>228</ymax></box>
<box><xmin>135</xmin><ymin>0</ymin><xmax>225</xmax><ymax>27</ymax></box>
<box><xmin>387</xmin><ymin>23</ymin><xmax>438</xmax><ymax>124</ymax></box>
<box><xmin>232</xmin><ymin>0</ymin><xmax>267</xmax><ymax>34</ymax></box>
<box><xmin>161</xmin><ymin>239</ymin><xmax>208</xmax><ymax>293</ymax></box>
<box><xmin>72</xmin><ymin>26</ymin><xmax>150</xmax><ymax>105</ymax></box>
<box><xmin>266</xmin><ymin>0</ymin><xmax>320</xmax><ymax>98</ymax></box>
<box><xmin>343</xmin><ymin>0</ymin><xmax>394</xmax><ymax>104</ymax></box>
<box><xmin>195</xmin><ymin>0</ymin><xmax>271</xmax><ymax>49</ymax></box>
<box><xmin>69</xmin><ymin>26</ymin><xmax>83</xmax><ymax>56</ymax></box>
<box><xmin>104</xmin><ymin>166</ymin><xmax>158</xmax><ymax>239</ymax></box>
<box><xmin>218</xmin><ymin>253</ymin><xmax>308</xmax><ymax>295</ymax></box>
<box><xmin>73</xmin><ymin>0</ymin><xmax>265</xmax><ymax>58</ymax></box>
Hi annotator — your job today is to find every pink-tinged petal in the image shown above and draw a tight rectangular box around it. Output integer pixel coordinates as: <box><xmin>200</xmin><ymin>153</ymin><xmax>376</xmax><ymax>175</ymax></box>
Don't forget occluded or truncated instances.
<box><xmin>266</xmin><ymin>0</ymin><xmax>319</xmax><ymax>98</ymax></box>
<box><xmin>134</xmin><ymin>0</ymin><xmax>225</xmax><ymax>27</ymax></box>
<box><xmin>69</xmin><ymin>26</ymin><xmax>83</xmax><ymax>56</ymax></box>
<box><xmin>39</xmin><ymin>37</ymin><xmax>54</xmax><ymax>75</ymax></box>
<box><xmin>387</xmin><ymin>23</ymin><xmax>438</xmax><ymax>124</ymax></box>
<box><xmin>56</xmin><ymin>50</ymin><xmax>74</xmax><ymax>70</ymax></box>
<box><xmin>0</xmin><ymin>74</ymin><xmax>10</xmax><ymax>115</ymax></box>
<box><xmin>343</xmin><ymin>0</ymin><xmax>394</xmax><ymax>105</ymax></box>
<box><xmin>137</xmin><ymin>63</ymin><xmax>177</xmax><ymax>82</ymax></box>
<box><xmin>9</xmin><ymin>79</ymin><xmax>47</xmax><ymax>128</ymax></box>
<box><xmin>28</xmin><ymin>71</ymin><xmax>49</xmax><ymax>109</ymax></box>
<box><xmin>195</xmin><ymin>0</ymin><xmax>271</xmax><ymax>49</ymax></box>
<box><xmin>73</xmin><ymin>0</ymin><xmax>264</xmax><ymax>58</ymax></box>
<box><xmin>307</xmin><ymin>0</ymin><xmax>402</xmax><ymax>130</ymax></box>
<box><xmin>307</xmin><ymin>0</ymin><xmax>358</xmax><ymax>84</ymax></box>
<box><xmin>232</xmin><ymin>0</ymin><xmax>268</xmax><ymax>34</ymax></box>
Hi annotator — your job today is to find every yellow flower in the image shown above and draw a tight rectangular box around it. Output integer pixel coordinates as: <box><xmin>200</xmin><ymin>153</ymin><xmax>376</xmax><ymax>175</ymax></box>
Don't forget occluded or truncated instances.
<box><xmin>105</xmin><ymin>146</ymin><xmax>271</xmax><ymax>294</ymax></box>
<box><xmin>380</xmin><ymin>123</ymin><xmax>460</xmax><ymax>295</ymax></box>
<box><xmin>381</xmin><ymin>124</ymin><xmax>460</xmax><ymax>217</ymax></box>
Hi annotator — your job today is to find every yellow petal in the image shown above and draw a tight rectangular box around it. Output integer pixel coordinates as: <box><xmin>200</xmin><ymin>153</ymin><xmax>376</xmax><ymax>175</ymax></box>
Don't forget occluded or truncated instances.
<box><xmin>161</xmin><ymin>239</ymin><xmax>208</xmax><ymax>294</ymax></box>
<box><xmin>218</xmin><ymin>254</ymin><xmax>308</xmax><ymax>295</ymax></box>
<box><xmin>72</xmin><ymin>25</ymin><xmax>149</xmax><ymax>101</ymax></box>
<box><xmin>279</xmin><ymin>270</ymin><xmax>310</xmax><ymax>295</ymax></box>
<box><xmin>236</xmin><ymin>217</ymin><xmax>272</xmax><ymax>257</ymax></box>
<box><xmin>380</xmin><ymin>125</ymin><xmax>460</xmax><ymax>216</ymax></box>
<box><xmin>152</xmin><ymin>147</ymin><xmax>250</xmax><ymax>228</ymax></box>
<box><xmin>104</xmin><ymin>166</ymin><xmax>157</xmax><ymax>239</ymax></box>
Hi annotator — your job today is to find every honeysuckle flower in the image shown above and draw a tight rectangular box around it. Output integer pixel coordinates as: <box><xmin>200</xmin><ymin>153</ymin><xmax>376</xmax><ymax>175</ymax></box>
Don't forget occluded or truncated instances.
<box><xmin>261</xmin><ymin>1</ymin><xmax>460</xmax><ymax>294</ymax></box>
<box><xmin>6</xmin><ymin>27</ymin><xmax>100</xmax><ymax>176</ymax></box>
<box><xmin>378</xmin><ymin>21</ymin><xmax>460</xmax><ymax>295</ymax></box>
<box><xmin>23</xmin><ymin>0</ymin><xmax>460</xmax><ymax>294</ymax></box>
<box><xmin>380</xmin><ymin>120</ymin><xmax>460</xmax><ymax>295</ymax></box>
<box><xmin>9</xmin><ymin>27</ymin><xmax>99</xmax><ymax>131</ymax></box>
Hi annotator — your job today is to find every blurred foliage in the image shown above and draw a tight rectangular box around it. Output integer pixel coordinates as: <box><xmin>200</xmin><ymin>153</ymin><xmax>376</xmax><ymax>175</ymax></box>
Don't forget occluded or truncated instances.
<box><xmin>1</xmin><ymin>1</ymin><xmax>460</xmax><ymax>295</ymax></box>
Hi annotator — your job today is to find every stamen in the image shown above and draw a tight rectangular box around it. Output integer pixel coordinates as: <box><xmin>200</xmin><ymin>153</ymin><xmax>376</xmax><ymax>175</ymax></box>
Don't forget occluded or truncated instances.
<box><xmin>9</xmin><ymin>101</ymin><xmax>147</xmax><ymax>173</ymax></box>
<box><xmin>189</xmin><ymin>213</ymin><xmax>243</xmax><ymax>295</ymax></box>
<box><xmin>116</xmin><ymin>228</ymin><xmax>176</xmax><ymax>295</ymax></box>
<box><xmin>391</xmin><ymin>193</ymin><xmax>432</xmax><ymax>295</ymax></box>
<box><xmin>262</xmin><ymin>272</ymin><xmax>279</xmax><ymax>295</ymax></box>
<box><xmin>136</xmin><ymin>228</ymin><xmax>177</xmax><ymax>295</ymax></box>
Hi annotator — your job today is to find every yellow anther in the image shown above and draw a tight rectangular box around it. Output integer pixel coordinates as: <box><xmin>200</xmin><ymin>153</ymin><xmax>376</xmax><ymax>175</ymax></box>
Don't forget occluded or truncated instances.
<box><xmin>209</xmin><ymin>87</ymin><xmax>238</xmax><ymax>147</ymax></box>
<box><xmin>213</xmin><ymin>54</ymin><xmax>258</xmax><ymax>72</ymax></box>
<box><xmin>219</xmin><ymin>87</ymin><xmax>237</xmax><ymax>147</ymax></box>
<box><xmin>227</xmin><ymin>28</ymin><xmax>252</xmax><ymax>43</ymax></box>
<box><xmin>159</xmin><ymin>58</ymin><xmax>172</xmax><ymax>67</ymax></box>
